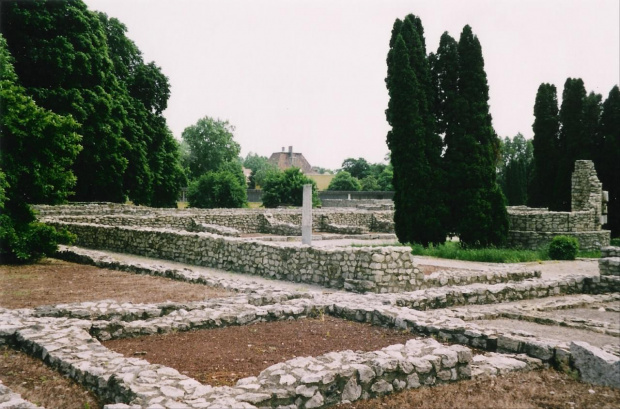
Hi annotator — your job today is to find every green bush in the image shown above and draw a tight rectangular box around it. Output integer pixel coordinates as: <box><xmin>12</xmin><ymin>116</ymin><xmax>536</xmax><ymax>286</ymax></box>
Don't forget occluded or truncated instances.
<box><xmin>261</xmin><ymin>168</ymin><xmax>320</xmax><ymax>208</ymax></box>
<box><xmin>548</xmin><ymin>235</ymin><xmax>580</xmax><ymax>260</ymax></box>
<box><xmin>0</xmin><ymin>208</ymin><xmax>76</xmax><ymax>264</ymax></box>
<box><xmin>327</xmin><ymin>171</ymin><xmax>361</xmax><ymax>191</ymax></box>
<box><xmin>187</xmin><ymin>171</ymin><xmax>247</xmax><ymax>209</ymax></box>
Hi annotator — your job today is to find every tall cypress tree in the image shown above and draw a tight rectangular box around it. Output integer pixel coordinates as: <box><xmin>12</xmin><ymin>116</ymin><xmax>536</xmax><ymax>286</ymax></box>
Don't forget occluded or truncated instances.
<box><xmin>529</xmin><ymin>83</ymin><xmax>560</xmax><ymax>208</ymax></box>
<box><xmin>430</xmin><ymin>32</ymin><xmax>459</xmax><ymax>142</ymax></box>
<box><xmin>600</xmin><ymin>86</ymin><xmax>620</xmax><ymax>236</ymax></box>
<box><xmin>444</xmin><ymin>25</ymin><xmax>508</xmax><ymax>247</ymax></box>
<box><xmin>386</xmin><ymin>17</ymin><xmax>446</xmax><ymax>246</ymax></box>
<box><xmin>552</xmin><ymin>78</ymin><xmax>587</xmax><ymax>210</ymax></box>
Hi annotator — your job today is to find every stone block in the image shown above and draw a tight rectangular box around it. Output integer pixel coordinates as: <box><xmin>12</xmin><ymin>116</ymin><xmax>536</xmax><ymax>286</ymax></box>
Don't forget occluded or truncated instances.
<box><xmin>570</xmin><ymin>341</ymin><xmax>620</xmax><ymax>388</ymax></box>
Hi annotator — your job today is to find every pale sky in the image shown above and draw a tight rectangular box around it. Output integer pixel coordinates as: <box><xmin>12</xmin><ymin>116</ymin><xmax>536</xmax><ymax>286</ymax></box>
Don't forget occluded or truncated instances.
<box><xmin>83</xmin><ymin>0</ymin><xmax>619</xmax><ymax>170</ymax></box>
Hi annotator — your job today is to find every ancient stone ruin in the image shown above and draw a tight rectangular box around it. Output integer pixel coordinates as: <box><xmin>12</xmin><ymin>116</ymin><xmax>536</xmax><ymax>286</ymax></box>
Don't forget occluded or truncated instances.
<box><xmin>507</xmin><ymin>160</ymin><xmax>610</xmax><ymax>250</ymax></box>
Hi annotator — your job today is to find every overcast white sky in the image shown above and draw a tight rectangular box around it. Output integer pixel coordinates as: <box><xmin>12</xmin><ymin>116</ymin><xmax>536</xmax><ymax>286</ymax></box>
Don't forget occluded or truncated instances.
<box><xmin>83</xmin><ymin>0</ymin><xmax>619</xmax><ymax>170</ymax></box>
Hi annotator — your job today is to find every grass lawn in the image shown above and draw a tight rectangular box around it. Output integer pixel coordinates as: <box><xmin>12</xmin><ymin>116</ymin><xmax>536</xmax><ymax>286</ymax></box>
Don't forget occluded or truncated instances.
<box><xmin>410</xmin><ymin>241</ymin><xmax>600</xmax><ymax>263</ymax></box>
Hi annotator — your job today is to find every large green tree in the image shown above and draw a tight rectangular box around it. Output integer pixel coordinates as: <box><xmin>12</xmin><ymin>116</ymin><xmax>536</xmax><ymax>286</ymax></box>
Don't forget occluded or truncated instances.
<box><xmin>0</xmin><ymin>35</ymin><xmax>79</xmax><ymax>262</ymax></box>
<box><xmin>1</xmin><ymin>0</ymin><xmax>129</xmax><ymax>202</ymax></box>
<box><xmin>261</xmin><ymin>168</ymin><xmax>320</xmax><ymax>208</ymax></box>
<box><xmin>443</xmin><ymin>25</ymin><xmax>508</xmax><ymax>247</ymax></box>
<box><xmin>181</xmin><ymin>116</ymin><xmax>241</xmax><ymax>181</ymax></box>
<box><xmin>340</xmin><ymin>158</ymin><xmax>371</xmax><ymax>180</ymax></box>
<box><xmin>327</xmin><ymin>171</ymin><xmax>361</xmax><ymax>191</ymax></box>
<box><xmin>386</xmin><ymin>15</ymin><xmax>447</xmax><ymax>246</ymax></box>
<box><xmin>529</xmin><ymin>83</ymin><xmax>560</xmax><ymax>208</ymax></box>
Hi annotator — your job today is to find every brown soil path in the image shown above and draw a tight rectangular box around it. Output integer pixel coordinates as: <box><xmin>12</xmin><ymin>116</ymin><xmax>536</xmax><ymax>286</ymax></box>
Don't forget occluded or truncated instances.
<box><xmin>0</xmin><ymin>258</ymin><xmax>232</xmax><ymax>309</ymax></box>
<box><xmin>104</xmin><ymin>316</ymin><xmax>421</xmax><ymax>386</ymax></box>
<box><xmin>0</xmin><ymin>346</ymin><xmax>101</xmax><ymax>409</ymax></box>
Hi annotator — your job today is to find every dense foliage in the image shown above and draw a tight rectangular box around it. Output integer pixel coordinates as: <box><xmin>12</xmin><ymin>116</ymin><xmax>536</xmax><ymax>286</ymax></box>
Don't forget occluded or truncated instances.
<box><xmin>497</xmin><ymin>134</ymin><xmax>533</xmax><ymax>206</ymax></box>
<box><xmin>243</xmin><ymin>153</ymin><xmax>276</xmax><ymax>189</ymax></box>
<box><xmin>327</xmin><ymin>171</ymin><xmax>361</xmax><ymax>191</ymax></box>
<box><xmin>0</xmin><ymin>35</ymin><xmax>77</xmax><ymax>262</ymax></box>
<box><xmin>0</xmin><ymin>0</ymin><xmax>185</xmax><ymax>206</ymax></box>
<box><xmin>548</xmin><ymin>235</ymin><xmax>579</xmax><ymax>260</ymax></box>
<box><xmin>387</xmin><ymin>18</ymin><xmax>507</xmax><ymax>247</ymax></box>
<box><xmin>386</xmin><ymin>15</ymin><xmax>448</xmax><ymax>246</ymax></box>
<box><xmin>187</xmin><ymin>171</ymin><xmax>247</xmax><ymax>209</ymax></box>
<box><xmin>261</xmin><ymin>168</ymin><xmax>320</xmax><ymax>208</ymax></box>
<box><xmin>529</xmin><ymin>83</ymin><xmax>560</xmax><ymax>208</ymax></box>
<box><xmin>181</xmin><ymin>116</ymin><xmax>241</xmax><ymax>181</ymax></box>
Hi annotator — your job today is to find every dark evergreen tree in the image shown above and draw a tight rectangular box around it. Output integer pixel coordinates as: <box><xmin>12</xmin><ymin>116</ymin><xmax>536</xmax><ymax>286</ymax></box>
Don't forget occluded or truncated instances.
<box><xmin>385</xmin><ymin>17</ymin><xmax>447</xmax><ymax>246</ymax></box>
<box><xmin>498</xmin><ymin>134</ymin><xmax>533</xmax><ymax>206</ymax></box>
<box><xmin>443</xmin><ymin>25</ymin><xmax>508</xmax><ymax>247</ymax></box>
<box><xmin>583</xmin><ymin>91</ymin><xmax>603</xmax><ymax>162</ymax></box>
<box><xmin>599</xmin><ymin>86</ymin><xmax>620</xmax><ymax>236</ymax></box>
<box><xmin>529</xmin><ymin>83</ymin><xmax>560</xmax><ymax>208</ymax></box>
<box><xmin>429</xmin><ymin>32</ymin><xmax>459</xmax><ymax>141</ymax></box>
<box><xmin>552</xmin><ymin>78</ymin><xmax>587</xmax><ymax>210</ymax></box>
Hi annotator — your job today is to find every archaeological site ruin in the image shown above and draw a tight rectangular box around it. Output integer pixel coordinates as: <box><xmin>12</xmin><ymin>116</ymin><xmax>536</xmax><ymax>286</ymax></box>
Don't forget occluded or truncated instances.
<box><xmin>1</xmin><ymin>161</ymin><xmax>618</xmax><ymax>409</ymax></box>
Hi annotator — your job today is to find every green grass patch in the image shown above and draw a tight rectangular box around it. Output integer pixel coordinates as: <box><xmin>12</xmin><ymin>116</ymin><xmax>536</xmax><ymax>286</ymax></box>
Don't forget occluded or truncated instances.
<box><xmin>410</xmin><ymin>241</ymin><xmax>545</xmax><ymax>263</ymax></box>
<box><xmin>576</xmin><ymin>249</ymin><xmax>601</xmax><ymax>258</ymax></box>
<box><xmin>610</xmin><ymin>238</ymin><xmax>620</xmax><ymax>247</ymax></box>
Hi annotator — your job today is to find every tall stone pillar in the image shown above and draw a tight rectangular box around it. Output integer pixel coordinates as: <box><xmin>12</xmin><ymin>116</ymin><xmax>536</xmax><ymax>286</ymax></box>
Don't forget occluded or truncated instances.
<box><xmin>302</xmin><ymin>184</ymin><xmax>312</xmax><ymax>245</ymax></box>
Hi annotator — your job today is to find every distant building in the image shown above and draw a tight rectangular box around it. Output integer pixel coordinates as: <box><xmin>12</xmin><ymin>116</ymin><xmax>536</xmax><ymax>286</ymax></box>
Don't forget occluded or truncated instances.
<box><xmin>268</xmin><ymin>146</ymin><xmax>313</xmax><ymax>174</ymax></box>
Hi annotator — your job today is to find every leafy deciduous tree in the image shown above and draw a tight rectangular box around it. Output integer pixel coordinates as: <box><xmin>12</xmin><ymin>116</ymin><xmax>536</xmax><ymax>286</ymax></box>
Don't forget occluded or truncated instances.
<box><xmin>181</xmin><ymin>117</ymin><xmax>240</xmax><ymax>181</ymax></box>
<box><xmin>261</xmin><ymin>168</ymin><xmax>320</xmax><ymax>208</ymax></box>
<box><xmin>0</xmin><ymin>35</ymin><xmax>79</xmax><ymax>262</ymax></box>
<box><xmin>187</xmin><ymin>171</ymin><xmax>247</xmax><ymax>209</ymax></box>
<box><xmin>327</xmin><ymin>171</ymin><xmax>361</xmax><ymax>191</ymax></box>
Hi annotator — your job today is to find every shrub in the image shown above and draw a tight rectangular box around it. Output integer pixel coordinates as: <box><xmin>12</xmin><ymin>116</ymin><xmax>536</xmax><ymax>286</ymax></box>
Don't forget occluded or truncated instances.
<box><xmin>548</xmin><ymin>235</ymin><xmax>580</xmax><ymax>260</ymax></box>
<box><xmin>261</xmin><ymin>167</ymin><xmax>320</xmax><ymax>208</ymax></box>
<box><xmin>0</xmin><ymin>206</ymin><xmax>76</xmax><ymax>264</ymax></box>
<box><xmin>327</xmin><ymin>171</ymin><xmax>361</xmax><ymax>191</ymax></box>
<box><xmin>187</xmin><ymin>171</ymin><xmax>247</xmax><ymax>209</ymax></box>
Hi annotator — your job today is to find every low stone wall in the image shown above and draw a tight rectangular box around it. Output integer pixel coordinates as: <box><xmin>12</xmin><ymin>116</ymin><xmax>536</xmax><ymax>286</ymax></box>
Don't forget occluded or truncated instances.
<box><xmin>506</xmin><ymin>161</ymin><xmax>611</xmax><ymax>251</ymax></box>
<box><xmin>507</xmin><ymin>230</ymin><xmax>610</xmax><ymax>251</ymax></box>
<box><xmin>599</xmin><ymin>246</ymin><xmax>620</xmax><ymax>277</ymax></box>
<box><xmin>38</xmin><ymin>206</ymin><xmax>396</xmax><ymax>235</ymax></box>
<box><xmin>507</xmin><ymin>208</ymin><xmax>598</xmax><ymax>232</ymax></box>
<box><xmin>321</xmin><ymin>199</ymin><xmax>394</xmax><ymax>209</ymax></box>
<box><xmin>48</xmin><ymin>222</ymin><xmax>423</xmax><ymax>293</ymax></box>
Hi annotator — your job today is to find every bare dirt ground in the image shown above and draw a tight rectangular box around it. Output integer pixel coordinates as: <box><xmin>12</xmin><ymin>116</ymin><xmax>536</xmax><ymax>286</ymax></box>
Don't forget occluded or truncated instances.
<box><xmin>103</xmin><ymin>316</ymin><xmax>422</xmax><ymax>386</ymax></box>
<box><xmin>337</xmin><ymin>369</ymin><xmax>620</xmax><ymax>409</ymax></box>
<box><xmin>0</xmin><ymin>346</ymin><xmax>101</xmax><ymax>409</ymax></box>
<box><xmin>0</xmin><ymin>258</ymin><xmax>232</xmax><ymax>309</ymax></box>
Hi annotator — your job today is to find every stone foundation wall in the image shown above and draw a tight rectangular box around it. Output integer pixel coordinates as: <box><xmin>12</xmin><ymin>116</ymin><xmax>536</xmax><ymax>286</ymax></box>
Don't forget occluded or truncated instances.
<box><xmin>38</xmin><ymin>206</ymin><xmax>397</xmax><ymax>236</ymax></box>
<box><xmin>506</xmin><ymin>161</ymin><xmax>611</xmax><ymax>250</ymax></box>
<box><xmin>507</xmin><ymin>230</ymin><xmax>610</xmax><ymax>251</ymax></box>
<box><xmin>47</xmin><ymin>222</ymin><xmax>423</xmax><ymax>293</ymax></box>
<box><xmin>599</xmin><ymin>246</ymin><xmax>620</xmax><ymax>276</ymax></box>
